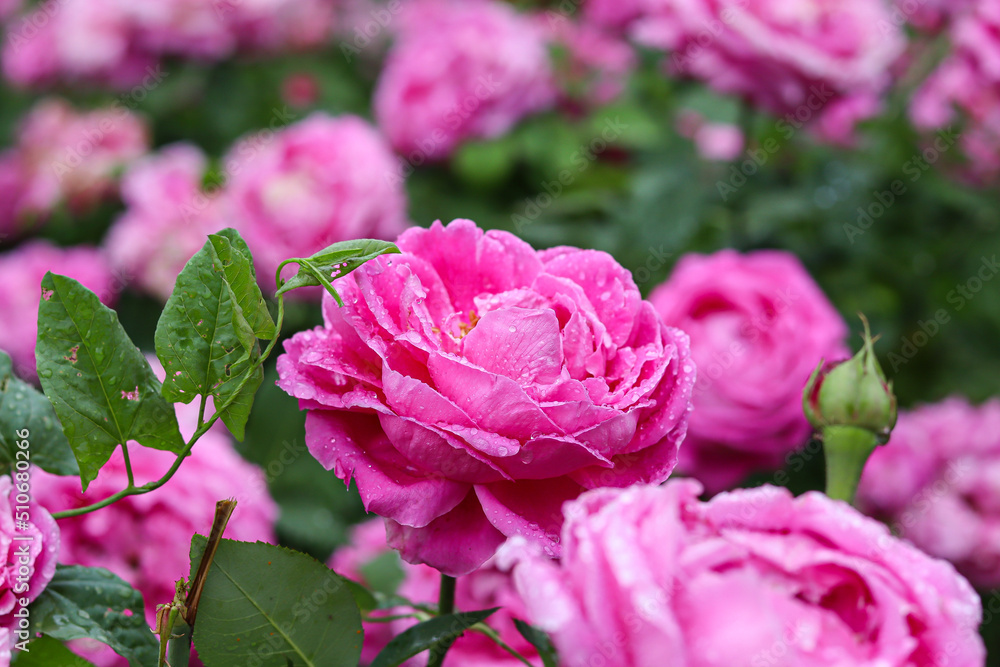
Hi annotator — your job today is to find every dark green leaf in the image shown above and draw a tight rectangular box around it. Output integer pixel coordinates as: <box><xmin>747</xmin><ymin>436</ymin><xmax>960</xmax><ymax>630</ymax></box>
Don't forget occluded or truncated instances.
<box><xmin>30</xmin><ymin>565</ymin><xmax>158</xmax><ymax>667</ymax></box>
<box><xmin>274</xmin><ymin>240</ymin><xmax>400</xmax><ymax>297</ymax></box>
<box><xmin>190</xmin><ymin>537</ymin><xmax>362</xmax><ymax>667</ymax></box>
<box><xmin>343</xmin><ymin>578</ymin><xmax>377</xmax><ymax>614</ymax></box>
<box><xmin>0</xmin><ymin>351</ymin><xmax>78</xmax><ymax>476</ymax></box>
<box><xmin>208</xmin><ymin>229</ymin><xmax>276</xmax><ymax>339</ymax></box>
<box><xmin>513</xmin><ymin>619</ymin><xmax>558</xmax><ymax>667</ymax></box>
<box><xmin>11</xmin><ymin>634</ymin><xmax>97</xmax><ymax>666</ymax></box>
<box><xmin>155</xmin><ymin>236</ymin><xmax>264</xmax><ymax>440</ymax></box>
<box><xmin>369</xmin><ymin>608</ymin><xmax>500</xmax><ymax>667</ymax></box>
<box><xmin>36</xmin><ymin>274</ymin><xmax>184</xmax><ymax>488</ymax></box>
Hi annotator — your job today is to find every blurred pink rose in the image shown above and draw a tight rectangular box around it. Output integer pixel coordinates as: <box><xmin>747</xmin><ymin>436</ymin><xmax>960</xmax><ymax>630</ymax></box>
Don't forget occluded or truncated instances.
<box><xmin>0</xmin><ymin>241</ymin><xmax>117</xmax><ymax>380</ymax></box>
<box><xmin>223</xmin><ymin>113</ymin><xmax>408</xmax><ymax>291</ymax></box>
<box><xmin>374</xmin><ymin>0</ymin><xmax>555</xmax><ymax>161</ymax></box>
<box><xmin>0</xmin><ymin>475</ymin><xmax>60</xmax><ymax>640</ymax></box>
<box><xmin>893</xmin><ymin>0</ymin><xmax>977</xmax><ymax>32</ymax></box>
<box><xmin>621</xmin><ymin>0</ymin><xmax>905</xmax><ymax>142</ymax></box>
<box><xmin>0</xmin><ymin>0</ymin><xmax>21</xmax><ymax>21</ymax></box>
<box><xmin>581</xmin><ymin>0</ymin><xmax>648</xmax><ymax>34</ymax></box>
<box><xmin>859</xmin><ymin>397</ymin><xmax>1000</xmax><ymax>590</ymax></box>
<box><xmin>330</xmin><ymin>520</ymin><xmax>535</xmax><ymax>667</ymax></box>
<box><xmin>650</xmin><ymin>250</ymin><xmax>847</xmax><ymax>493</ymax></box>
<box><xmin>911</xmin><ymin>3</ymin><xmax>1000</xmax><ymax>183</ymax></box>
<box><xmin>278</xmin><ymin>219</ymin><xmax>695</xmax><ymax>575</ymax></box>
<box><xmin>2</xmin><ymin>0</ymin><xmax>334</xmax><ymax>88</ymax></box>
<box><xmin>676</xmin><ymin>110</ymin><xmax>745</xmax><ymax>161</ymax></box>
<box><xmin>514</xmin><ymin>481</ymin><xmax>986</xmax><ymax>666</ymax></box>
<box><xmin>0</xmin><ymin>99</ymin><xmax>148</xmax><ymax>233</ymax></box>
<box><xmin>104</xmin><ymin>143</ymin><xmax>224</xmax><ymax>301</ymax></box>
<box><xmin>538</xmin><ymin>15</ymin><xmax>636</xmax><ymax>106</ymax></box>
<box><xmin>34</xmin><ymin>361</ymin><xmax>277</xmax><ymax>666</ymax></box>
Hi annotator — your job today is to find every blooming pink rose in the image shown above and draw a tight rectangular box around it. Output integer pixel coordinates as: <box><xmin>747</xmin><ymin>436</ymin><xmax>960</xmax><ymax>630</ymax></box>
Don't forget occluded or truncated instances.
<box><xmin>331</xmin><ymin>520</ymin><xmax>535</xmax><ymax>667</ymax></box>
<box><xmin>0</xmin><ymin>99</ymin><xmax>148</xmax><ymax>224</ymax></box>
<box><xmin>514</xmin><ymin>481</ymin><xmax>986</xmax><ymax>666</ymax></box>
<box><xmin>34</xmin><ymin>360</ymin><xmax>277</xmax><ymax>666</ymax></box>
<box><xmin>0</xmin><ymin>475</ymin><xmax>60</xmax><ymax>638</ymax></box>
<box><xmin>223</xmin><ymin>113</ymin><xmax>408</xmax><ymax>291</ymax></box>
<box><xmin>0</xmin><ymin>241</ymin><xmax>117</xmax><ymax>380</ymax></box>
<box><xmin>374</xmin><ymin>0</ymin><xmax>555</xmax><ymax>161</ymax></box>
<box><xmin>911</xmin><ymin>3</ymin><xmax>1000</xmax><ymax>184</ymax></box>
<box><xmin>625</xmin><ymin>0</ymin><xmax>905</xmax><ymax>142</ymax></box>
<box><xmin>278</xmin><ymin>219</ymin><xmax>695</xmax><ymax>575</ymax></box>
<box><xmin>650</xmin><ymin>250</ymin><xmax>847</xmax><ymax>493</ymax></box>
<box><xmin>104</xmin><ymin>143</ymin><xmax>224</xmax><ymax>301</ymax></box>
<box><xmin>858</xmin><ymin>397</ymin><xmax>1000</xmax><ymax>590</ymax></box>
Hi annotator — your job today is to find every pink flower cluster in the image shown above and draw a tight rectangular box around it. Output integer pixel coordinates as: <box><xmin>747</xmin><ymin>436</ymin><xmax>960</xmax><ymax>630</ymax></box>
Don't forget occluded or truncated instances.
<box><xmin>278</xmin><ymin>219</ymin><xmax>695</xmax><ymax>576</ymax></box>
<box><xmin>104</xmin><ymin>113</ymin><xmax>407</xmax><ymax>300</ymax></box>
<box><xmin>858</xmin><ymin>397</ymin><xmax>1000</xmax><ymax>590</ymax></box>
<box><xmin>0</xmin><ymin>241</ymin><xmax>117</xmax><ymax>380</ymax></box>
<box><xmin>2</xmin><ymin>0</ymin><xmax>336</xmax><ymax>88</ymax></box>
<box><xmin>514</xmin><ymin>481</ymin><xmax>986</xmax><ymax>666</ymax></box>
<box><xmin>650</xmin><ymin>250</ymin><xmax>847</xmax><ymax>493</ymax></box>
<box><xmin>912</xmin><ymin>2</ymin><xmax>1000</xmax><ymax>183</ymax></box>
<box><xmin>0</xmin><ymin>475</ymin><xmax>60</xmax><ymax>658</ymax></box>
<box><xmin>374</xmin><ymin>0</ymin><xmax>555</xmax><ymax>161</ymax></box>
<box><xmin>33</xmin><ymin>369</ymin><xmax>277</xmax><ymax>666</ymax></box>
<box><xmin>587</xmin><ymin>0</ymin><xmax>906</xmax><ymax>143</ymax></box>
<box><xmin>330</xmin><ymin>520</ymin><xmax>534</xmax><ymax>667</ymax></box>
<box><xmin>0</xmin><ymin>99</ymin><xmax>148</xmax><ymax>238</ymax></box>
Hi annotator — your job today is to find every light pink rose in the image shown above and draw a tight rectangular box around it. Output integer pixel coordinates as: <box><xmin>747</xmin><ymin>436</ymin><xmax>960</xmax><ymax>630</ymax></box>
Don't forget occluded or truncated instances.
<box><xmin>0</xmin><ymin>241</ymin><xmax>117</xmax><ymax>381</ymax></box>
<box><xmin>911</xmin><ymin>3</ymin><xmax>1000</xmax><ymax>184</ymax></box>
<box><xmin>624</xmin><ymin>0</ymin><xmax>906</xmax><ymax>142</ymax></box>
<box><xmin>0</xmin><ymin>475</ymin><xmax>60</xmax><ymax>638</ymax></box>
<box><xmin>858</xmin><ymin>397</ymin><xmax>1000</xmax><ymax>590</ymax></box>
<box><xmin>374</xmin><ymin>0</ymin><xmax>555</xmax><ymax>161</ymax></box>
<box><xmin>104</xmin><ymin>143</ymin><xmax>224</xmax><ymax>301</ymax></box>
<box><xmin>514</xmin><ymin>481</ymin><xmax>986</xmax><ymax>667</ymax></box>
<box><xmin>222</xmin><ymin>113</ymin><xmax>408</xmax><ymax>291</ymax></box>
<box><xmin>33</xmin><ymin>360</ymin><xmax>277</xmax><ymax>666</ymax></box>
<box><xmin>0</xmin><ymin>99</ymin><xmax>148</xmax><ymax>227</ymax></box>
<box><xmin>330</xmin><ymin>520</ymin><xmax>535</xmax><ymax>667</ymax></box>
<box><xmin>278</xmin><ymin>219</ymin><xmax>695</xmax><ymax>575</ymax></box>
<box><xmin>650</xmin><ymin>250</ymin><xmax>848</xmax><ymax>493</ymax></box>
<box><xmin>676</xmin><ymin>110</ymin><xmax>745</xmax><ymax>161</ymax></box>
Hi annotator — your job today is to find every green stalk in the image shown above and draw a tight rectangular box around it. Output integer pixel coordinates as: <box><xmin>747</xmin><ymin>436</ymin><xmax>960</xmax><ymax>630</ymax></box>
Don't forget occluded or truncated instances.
<box><xmin>823</xmin><ymin>425</ymin><xmax>879</xmax><ymax>504</ymax></box>
<box><xmin>427</xmin><ymin>575</ymin><xmax>458</xmax><ymax>667</ymax></box>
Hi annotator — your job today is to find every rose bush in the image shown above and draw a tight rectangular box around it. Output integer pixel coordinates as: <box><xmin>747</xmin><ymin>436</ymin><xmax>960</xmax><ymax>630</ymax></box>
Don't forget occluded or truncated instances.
<box><xmin>514</xmin><ymin>480</ymin><xmax>986</xmax><ymax>666</ymax></box>
<box><xmin>278</xmin><ymin>218</ymin><xmax>695</xmax><ymax>575</ymax></box>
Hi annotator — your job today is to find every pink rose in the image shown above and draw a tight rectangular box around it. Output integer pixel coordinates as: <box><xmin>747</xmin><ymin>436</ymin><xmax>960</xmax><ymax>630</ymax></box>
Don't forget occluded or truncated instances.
<box><xmin>223</xmin><ymin>113</ymin><xmax>408</xmax><ymax>291</ymax></box>
<box><xmin>104</xmin><ymin>143</ymin><xmax>224</xmax><ymax>301</ymax></box>
<box><xmin>911</xmin><ymin>3</ymin><xmax>1000</xmax><ymax>184</ymax></box>
<box><xmin>650</xmin><ymin>250</ymin><xmax>847</xmax><ymax>493</ymax></box>
<box><xmin>330</xmin><ymin>520</ymin><xmax>535</xmax><ymax>667</ymax></box>
<box><xmin>858</xmin><ymin>397</ymin><xmax>1000</xmax><ymax>590</ymax></box>
<box><xmin>0</xmin><ymin>475</ymin><xmax>60</xmax><ymax>636</ymax></box>
<box><xmin>34</xmin><ymin>361</ymin><xmax>277</xmax><ymax>666</ymax></box>
<box><xmin>374</xmin><ymin>0</ymin><xmax>555</xmax><ymax>161</ymax></box>
<box><xmin>676</xmin><ymin>110</ymin><xmax>745</xmax><ymax>161</ymax></box>
<box><xmin>538</xmin><ymin>15</ymin><xmax>636</xmax><ymax>106</ymax></box>
<box><xmin>626</xmin><ymin>0</ymin><xmax>906</xmax><ymax>142</ymax></box>
<box><xmin>278</xmin><ymin>219</ymin><xmax>695</xmax><ymax>575</ymax></box>
<box><xmin>0</xmin><ymin>241</ymin><xmax>117</xmax><ymax>380</ymax></box>
<box><xmin>514</xmin><ymin>481</ymin><xmax>986</xmax><ymax>666</ymax></box>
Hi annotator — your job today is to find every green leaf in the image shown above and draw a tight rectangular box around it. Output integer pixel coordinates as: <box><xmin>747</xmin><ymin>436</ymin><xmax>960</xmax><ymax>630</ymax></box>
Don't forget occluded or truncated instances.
<box><xmin>369</xmin><ymin>608</ymin><xmax>500</xmax><ymax>667</ymax></box>
<box><xmin>190</xmin><ymin>537</ymin><xmax>362</xmax><ymax>667</ymax></box>
<box><xmin>275</xmin><ymin>239</ymin><xmax>400</xmax><ymax>298</ymax></box>
<box><xmin>0</xmin><ymin>351</ymin><xmax>78</xmax><ymax>476</ymax></box>
<box><xmin>155</xmin><ymin>235</ymin><xmax>265</xmax><ymax>441</ymax></box>
<box><xmin>30</xmin><ymin>565</ymin><xmax>158</xmax><ymax>667</ymax></box>
<box><xmin>11</xmin><ymin>634</ymin><xmax>97</xmax><ymax>666</ymax></box>
<box><xmin>358</xmin><ymin>551</ymin><xmax>405</xmax><ymax>597</ymax></box>
<box><xmin>344</xmin><ymin>578</ymin><xmax>377</xmax><ymax>614</ymax></box>
<box><xmin>36</xmin><ymin>274</ymin><xmax>185</xmax><ymax>489</ymax></box>
<box><xmin>207</xmin><ymin>229</ymin><xmax>276</xmax><ymax>339</ymax></box>
<box><xmin>513</xmin><ymin>619</ymin><xmax>558</xmax><ymax>667</ymax></box>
